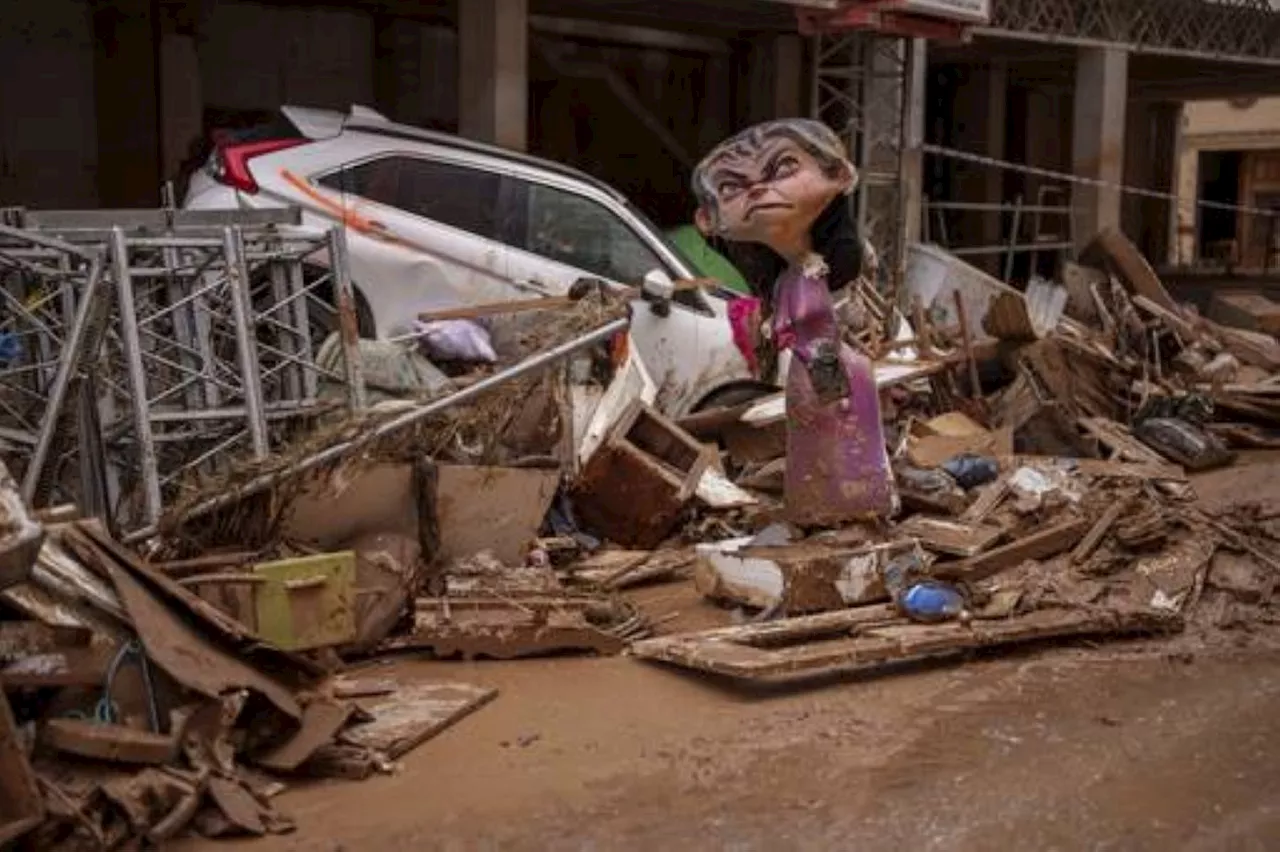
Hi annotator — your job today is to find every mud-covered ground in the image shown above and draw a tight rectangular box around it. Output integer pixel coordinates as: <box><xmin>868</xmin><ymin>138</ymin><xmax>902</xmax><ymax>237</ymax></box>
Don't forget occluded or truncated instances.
<box><xmin>183</xmin><ymin>459</ymin><xmax>1280</xmax><ymax>852</ymax></box>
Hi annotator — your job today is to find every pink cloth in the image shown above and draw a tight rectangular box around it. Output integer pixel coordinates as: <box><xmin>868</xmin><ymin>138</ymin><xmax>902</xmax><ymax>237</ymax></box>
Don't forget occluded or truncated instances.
<box><xmin>728</xmin><ymin>297</ymin><xmax>763</xmax><ymax>376</ymax></box>
<box><xmin>773</xmin><ymin>264</ymin><xmax>896</xmax><ymax>524</ymax></box>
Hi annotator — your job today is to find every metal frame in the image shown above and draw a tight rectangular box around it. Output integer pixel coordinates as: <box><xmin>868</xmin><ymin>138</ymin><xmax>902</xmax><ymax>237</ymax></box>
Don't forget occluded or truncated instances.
<box><xmin>0</xmin><ymin>209</ymin><xmax>368</xmax><ymax>535</ymax></box>
<box><xmin>812</xmin><ymin>31</ymin><xmax>912</xmax><ymax>280</ymax></box>
<box><xmin>922</xmin><ymin>191</ymin><xmax>1076</xmax><ymax>281</ymax></box>
<box><xmin>982</xmin><ymin>0</ymin><xmax>1280</xmax><ymax>64</ymax></box>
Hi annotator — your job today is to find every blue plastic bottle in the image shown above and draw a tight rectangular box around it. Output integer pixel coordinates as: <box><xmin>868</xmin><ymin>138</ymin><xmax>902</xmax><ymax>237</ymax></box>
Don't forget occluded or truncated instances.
<box><xmin>883</xmin><ymin>553</ymin><xmax>968</xmax><ymax>624</ymax></box>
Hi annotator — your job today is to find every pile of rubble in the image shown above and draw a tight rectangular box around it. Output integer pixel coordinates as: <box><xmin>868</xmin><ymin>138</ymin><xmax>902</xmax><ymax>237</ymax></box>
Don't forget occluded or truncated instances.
<box><xmin>2</xmin><ymin>210</ymin><xmax>1279</xmax><ymax>848</ymax></box>
<box><xmin>625</xmin><ymin>228</ymin><xmax>1280</xmax><ymax>681</ymax></box>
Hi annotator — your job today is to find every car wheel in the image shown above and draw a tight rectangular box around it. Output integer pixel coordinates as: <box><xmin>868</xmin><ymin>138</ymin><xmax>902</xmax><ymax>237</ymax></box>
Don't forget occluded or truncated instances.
<box><xmin>692</xmin><ymin>381</ymin><xmax>777</xmax><ymax>413</ymax></box>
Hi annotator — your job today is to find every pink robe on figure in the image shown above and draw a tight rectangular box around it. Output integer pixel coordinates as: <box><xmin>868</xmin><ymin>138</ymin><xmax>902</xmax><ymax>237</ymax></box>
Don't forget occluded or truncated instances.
<box><xmin>772</xmin><ymin>260</ymin><xmax>895</xmax><ymax>525</ymax></box>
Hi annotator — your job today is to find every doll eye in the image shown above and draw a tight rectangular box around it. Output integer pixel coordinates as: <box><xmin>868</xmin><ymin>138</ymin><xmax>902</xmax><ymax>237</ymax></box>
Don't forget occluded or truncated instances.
<box><xmin>717</xmin><ymin>181</ymin><xmax>744</xmax><ymax>200</ymax></box>
<box><xmin>775</xmin><ymin>156</ymin><xmax>800</xmax><ymax>177</ymax></box>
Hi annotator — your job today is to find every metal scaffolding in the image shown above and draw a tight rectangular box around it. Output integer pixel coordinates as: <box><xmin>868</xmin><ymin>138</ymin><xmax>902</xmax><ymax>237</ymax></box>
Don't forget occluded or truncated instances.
<box><xmin>984</xmin><ymin>0</ymin><xmax>1280</xmax><ymax>62</ymax></box>
<box><xmin>811</xmin><ymin>30</ymin><xmax>924</xmax><ymax>286</ymax></box>
<box><xmin>0</xmin><ymin>209</ymin><xmax>368</xmax><ymax>535</ymax></box>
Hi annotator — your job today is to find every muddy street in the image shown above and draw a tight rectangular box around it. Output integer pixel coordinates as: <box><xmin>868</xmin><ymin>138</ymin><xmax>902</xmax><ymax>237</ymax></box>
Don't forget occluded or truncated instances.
<box><xmin>179</xmin><ymin>643</ymin><xmax>1280</xmax><ymax>851</ymax></box>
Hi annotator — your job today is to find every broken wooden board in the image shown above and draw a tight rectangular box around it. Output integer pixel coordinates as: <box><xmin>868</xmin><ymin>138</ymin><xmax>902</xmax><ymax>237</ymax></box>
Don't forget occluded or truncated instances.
<box><xmin>0</xmin><ymin>622</ymin><xmax>90</xmax><ymax>660</ymax></box>
<box><xmin>895</xmin><ymin>516</ymin><xmax>1005</xmax><ymax>558</ymax></box>
<box><xmin>1128</xmin><ymin>537</ymin><xmax>1218</xmax><ymax>614</ymax></box>
<box><xmin>1072</xmin><ymin>498</ymin><xmax>1133</xmax><ymax>565</ymax></box>
<box><xmin>436</xmin><ymin>465</ymin><xmax>560</xmax><ymax>565</ymax></box>
<box><xmin>998</xmin><ymin>455</ymin><xmax>1188</xmax><ymax>483</ymax></box>
<box><xmin>693</xmin><ymin>539</ymin><xmax>907</xmax><ymax>614</ymax></box>
<box><xmin>0</xmin><ymin>692</ymin><xmax>43</xmax><ymax>845</ymax></box>
<box><xmin>43</xmin><ymin>719</ymin><xmax>178</xmax><ymax>766</ymax></box>
<box><xmin>937</xmin><ymin>516</ymin><xmax>1092</xmax><ymax>583</ymax></box>
<box><xmin>573</xmin><ymin>402</ymin><xmax>713</xmax><ymax>549</ymax></box>
<box><xmin>1084</xmin><ymin>228</ymin><xmax>1177</xmax><ymax>311</ymax></box>
<box><xmin>253</xmin><ymin>698</ymin><xmax>354</xmax><ymax>773</ymax></box>
<box><xmin>2</xmin><ymin>646</ymin><xmax>109</xmax><ymax>689</ymax></box>
<box><xmin>696</xmin><ymin>468</ymin><xmax>759</xmax><ymax>510</ymax></box>
<box><xmin>341</xmin><ymin>681</ymin><xmax>498</xmax><ymax>760</ymax></box>
<box><xmin>906</xmin><ymin>427</ymin><xmax>1014</xmax><ymax>469</ymax></box>
<box><xmin>1208</xmin><ymin>291</ymin><xmax>1280</xmax><ymax>337</ymax></box>
<box><xmin>632</xmin><ymin>605</ymin><xmax>1179</xmax><ymax>684</ymax></box>
<box><xmin>569</xmin><ymin>549</ymin><xmax>694</xmax><ymax>591</ymax></box>
<box><xmin>78</xmin><ymin>534</ymin><xmax>302</xmax><ymax>720</ymax></box>
<box><xmin>961</xmin><ymin>475</ymin><xmax>1010</xmax><ymax>523</ymax></box>
<box><xmin>379</xmin><ymin>597</ymin><xmax>624</xmax><ymax>660</ymax></box>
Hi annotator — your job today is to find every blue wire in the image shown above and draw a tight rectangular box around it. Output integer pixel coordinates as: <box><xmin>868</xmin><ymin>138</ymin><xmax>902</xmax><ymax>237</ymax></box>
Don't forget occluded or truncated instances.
<box><xmin>69</xmin><ymin>639</ymin><xmax>160</xmax><ymax>731</ymax></box>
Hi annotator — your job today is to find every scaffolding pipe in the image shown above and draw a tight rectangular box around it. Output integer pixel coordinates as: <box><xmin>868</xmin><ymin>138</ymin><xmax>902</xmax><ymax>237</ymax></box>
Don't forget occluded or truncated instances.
<box><xmin>124</xmin><ymin>315</ymin><xmax>631</xmax><ymax>543</ymax></box>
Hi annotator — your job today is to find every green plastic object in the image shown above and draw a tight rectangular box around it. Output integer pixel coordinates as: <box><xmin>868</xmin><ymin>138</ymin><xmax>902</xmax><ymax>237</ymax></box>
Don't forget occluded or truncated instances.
<box><xmin>253</xmin><ymin>551</ymin><xmax>357</xmax><ymax>652</ymax></box>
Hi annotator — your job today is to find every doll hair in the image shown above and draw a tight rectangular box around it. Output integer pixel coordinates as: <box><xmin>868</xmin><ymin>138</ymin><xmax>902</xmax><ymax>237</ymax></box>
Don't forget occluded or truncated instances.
<box><xmin>692</xmin><ymin>119</ymin><xmax>865</xmax><ymax>306</ymax></box>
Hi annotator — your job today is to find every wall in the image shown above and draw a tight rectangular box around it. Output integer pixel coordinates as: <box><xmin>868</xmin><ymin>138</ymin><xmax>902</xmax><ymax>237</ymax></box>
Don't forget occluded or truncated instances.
<box><xmin>1174</xmin><ymin>97</ymin><xmax>1280</xmax><ymax>265</ymax></box>
<box><xmin>199</xmin><ymin>1</ymin><xmax>376</xmax><ymax>116</ymax></box>
<box><xmin>0</xmin><ymin>0</ymin><xmax>99</xmax><ymax>207</ymax></box>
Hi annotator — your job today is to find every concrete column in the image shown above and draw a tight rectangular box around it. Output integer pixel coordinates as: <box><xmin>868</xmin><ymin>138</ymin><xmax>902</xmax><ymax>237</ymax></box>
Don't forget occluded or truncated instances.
<box><xmin>1175</xmin><ymin>139</ymin><xmax>1200</xmax><ymax>266</ymax></box>
<box><xmin>982</xmin><ymin>61</ymin><xmax>1008</xmax><ymax>253</ymax></box>
<box><xmin>747</xmin><ymin>35</ymin><xmax>805</xmax><ymax>122</ymax></box>
<box><xmin>1071</xmin><ymin>46</ymin><xmax>1128</xmax><ymax>247</ymax></box>
<box><xmin>458</xmin><ymin>0</ymin><xmax>528</xmax><ymax>150</ymax></box>
<box><xmin>900</xmin><ymin>38</ymin><xmax>926</xmax><ymax>249</ymax></box>
<box><xmin>1169</xmin><ymin>106</ymin><xmax>1191</xmax><ymax>266</ymax></box>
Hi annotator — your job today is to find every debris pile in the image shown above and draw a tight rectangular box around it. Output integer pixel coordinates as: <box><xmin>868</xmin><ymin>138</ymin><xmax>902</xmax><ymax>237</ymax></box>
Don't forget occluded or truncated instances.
<box><xmin>3</xmin><ymin>203</ymin><xmax>1279</xmax><ymax>846</ymax></box>
<box><xmin>624</xmin><ymin>229</ymin><xmax>1280</xmax><ymax>683</ymax></box>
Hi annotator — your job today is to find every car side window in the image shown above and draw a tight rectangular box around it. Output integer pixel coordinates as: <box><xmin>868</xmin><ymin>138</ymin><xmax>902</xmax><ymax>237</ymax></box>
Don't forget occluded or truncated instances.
<box><xmin>510</xmin><ymin>181</ymin><xmax>667</xmax><ymax>286</ymax></box>
<box><xmin>317</xmin><ymin>156</ymin><xmax>501</xmax><ymax>240</ymax></box>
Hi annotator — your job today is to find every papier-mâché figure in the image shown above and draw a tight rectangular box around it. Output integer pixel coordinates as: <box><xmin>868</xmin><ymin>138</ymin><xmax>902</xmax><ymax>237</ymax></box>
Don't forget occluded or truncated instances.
<box><xmin>692</xmin><ymin>118</ymin><xmax>896</xmax><ymax>524</ymax></box>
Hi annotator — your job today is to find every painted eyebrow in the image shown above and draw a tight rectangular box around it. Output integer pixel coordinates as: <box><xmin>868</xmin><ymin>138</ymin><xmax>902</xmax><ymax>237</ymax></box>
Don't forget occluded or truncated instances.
<box><xmin>710</xmin><ymin>167</ymin><xmax>751</xmax><ymax>187</ymax></box>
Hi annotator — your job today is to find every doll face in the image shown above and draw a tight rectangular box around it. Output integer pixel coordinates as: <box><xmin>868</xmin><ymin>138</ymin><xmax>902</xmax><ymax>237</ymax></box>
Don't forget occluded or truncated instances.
<box><xmin>694</xmin><ymin>124</ymin><xmax>854</xmax><ymax>257</ymax></box>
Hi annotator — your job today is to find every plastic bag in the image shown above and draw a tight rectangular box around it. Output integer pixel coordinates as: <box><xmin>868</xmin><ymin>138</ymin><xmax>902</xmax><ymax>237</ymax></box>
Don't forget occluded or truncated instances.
<box><xmin>1135</xmin><ymin>417</ymin><xmax>1236</xmax><ymax>472</ymax></box>
<box><xmin>414</xmin><ymin>318</ymin><xmax>498</xmax><ymax>364</ymax></box>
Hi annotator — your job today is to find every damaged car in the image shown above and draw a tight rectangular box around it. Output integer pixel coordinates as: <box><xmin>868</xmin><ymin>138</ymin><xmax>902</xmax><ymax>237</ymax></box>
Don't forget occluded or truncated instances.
<box><xmin>184</xmin><ymin>104</ymin><xmax>771</xmax><ymax>416</ymax></box>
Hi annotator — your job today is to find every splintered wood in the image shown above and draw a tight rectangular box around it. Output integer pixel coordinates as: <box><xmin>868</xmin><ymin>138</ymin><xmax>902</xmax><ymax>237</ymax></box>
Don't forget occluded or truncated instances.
<box><xmin>632</xmin><ymin>607</ymin><xmax>1179</xmax><ymax>684</ymax></box>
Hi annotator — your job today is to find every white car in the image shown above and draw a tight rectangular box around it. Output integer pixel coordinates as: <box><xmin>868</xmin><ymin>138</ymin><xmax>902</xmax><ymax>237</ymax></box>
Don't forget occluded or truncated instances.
<box><xmin>184</xmin><ymin>104</ymin><xmax>769</xmax><ymax>416</ymax></box>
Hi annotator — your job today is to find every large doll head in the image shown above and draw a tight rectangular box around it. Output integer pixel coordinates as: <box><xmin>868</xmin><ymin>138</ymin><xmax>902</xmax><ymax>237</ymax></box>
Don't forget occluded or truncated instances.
<box><xmin>692</xmin><ymin>119</ymin><xmax>857</xmax><ymax>263</ymax></box>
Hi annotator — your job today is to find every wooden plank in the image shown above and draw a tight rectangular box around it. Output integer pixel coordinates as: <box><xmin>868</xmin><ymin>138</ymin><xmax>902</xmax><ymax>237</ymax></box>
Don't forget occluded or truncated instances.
<box><xmin>999</xmin><ymin>455</ymin><xmax>1187</xmax><ymax>483</ymax></box>
<box><xmin>938</xmin><ymin>516</ymin><xmax>1093</xmax><ymax>582</ymax></box>
<box><xmin>0</xmin><ymin>693</ymin><xmax>42</xmax><ymax>845</ymax></box>
<box><xmin>895</xmin><ymin>516</ymin><xmax>1005</xmax><ymax>558</ymax></box>
<box><xmin>960</xmin><ymin>475</ymin><xmax>1010</xmax><ymax>523</ymax></box>
<box><xmin>1087</xmin><ymin>228</ymin><xmax>1177</xmax><ymax>311</ymax></box>
<box><xmin>342</xmin><ymin>681</ymin><xmax>498</xmax><ymax>759</ymax></box>
<box><xmin>253</xmin><ymin>698</ymin><xmax>354</xmax><ymax>773</ymax></box>
<box><xmin>1076</xmin><ymin>418</ymin><xmax>1169</xmax><ymax>466</ymax></box>
<box><xmin>1071</xmin><ymin>498</ymin><xmax>1132</xmax><ymax>565</ymax></box>
<box><xmin>43</xmin><ymin>719</ymin><xmax>178</xmax><ymax>765</ymax></box>
<box><xmin>632</xmin><ymin>607</ymin><xmax>1179</xmax><ymax>683</ymax></box>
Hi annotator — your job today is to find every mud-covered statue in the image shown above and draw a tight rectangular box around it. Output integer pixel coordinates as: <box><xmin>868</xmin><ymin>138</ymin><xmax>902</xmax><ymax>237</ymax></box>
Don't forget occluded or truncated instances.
<box><xmin>692</xmin><ymin>118</ymin><xmax>896</xmax><ymax>525</ymax></box>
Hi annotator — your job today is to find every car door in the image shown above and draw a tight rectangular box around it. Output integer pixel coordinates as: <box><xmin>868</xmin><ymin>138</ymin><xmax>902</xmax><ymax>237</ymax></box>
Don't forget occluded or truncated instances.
<box><xmin>498</xmin><ymin>174</ymin><xmax>752</xmax><ymax>415</ymax></box>
<box><xmin>313</xmin><ymin>153</ymin><xmax>525</xmax><ymax>338</ymax></box>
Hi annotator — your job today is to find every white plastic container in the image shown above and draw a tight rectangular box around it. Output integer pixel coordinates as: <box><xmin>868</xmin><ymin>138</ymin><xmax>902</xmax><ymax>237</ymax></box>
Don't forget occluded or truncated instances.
<box><xmin>905</xmin><ymin>243</ymin><xmax>1013</xmax><ymax>340</ymax></box>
